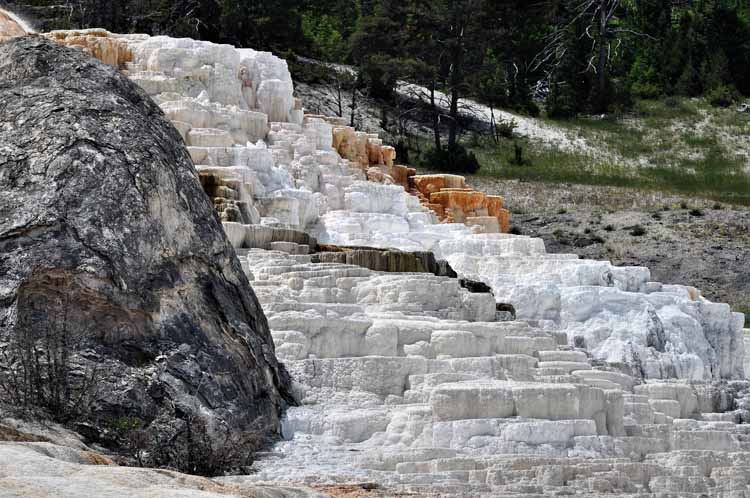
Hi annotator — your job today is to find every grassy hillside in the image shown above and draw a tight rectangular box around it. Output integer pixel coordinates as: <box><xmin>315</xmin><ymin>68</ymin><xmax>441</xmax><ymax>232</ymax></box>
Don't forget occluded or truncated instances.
<box><xmin>473</xmin><ymin>99</ymin><xmax>750</xmax><ymax>205</ymax></box>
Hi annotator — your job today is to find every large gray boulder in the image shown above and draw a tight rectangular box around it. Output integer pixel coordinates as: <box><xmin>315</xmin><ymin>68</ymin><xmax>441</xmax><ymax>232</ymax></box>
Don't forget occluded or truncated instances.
<box><xmin>0</xmin><ymin>36</ymin><xmax>293</xmax><ymax>469</ymax></box>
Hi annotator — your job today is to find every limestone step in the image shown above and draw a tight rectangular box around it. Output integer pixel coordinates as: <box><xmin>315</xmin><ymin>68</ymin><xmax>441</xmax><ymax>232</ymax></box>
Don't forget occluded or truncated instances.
<box><xmin>536</xmin><ymin>361</ymin><xmax>592</xmax><ymax>373</ymax></box>
<box><xmin>623</xmin><ymin>394</ymin><xmax>650</xmax><ymax>403</ymax></box>
<box><xmin>537</xmin><ymin>350</ymin><xmax>589</xmax><ymax>363</ymax></box>
<box><xmin>571</xmin><ymin>369</ymin><xmax>637</xmax><ymax>390</ymax></box>
<box><xmin>649</xmin><ymin>399</ymin><xmax>682</xmax><ymax>419</ymax></box>
<box><xmin>187</xmin><ymin>127</ymin><xmax>234</xmax><ymax>147</ymax></box>
<box><xmin>624</xmin><ymin>402</ymin><xmax>656</xmax><ymax>425</ymax></box>
<box><xmin>701</xmin><ymin>411</ymin><xmax>742</xmax><ymax>423</ymax></box>
<box><xmin>532</xmin><ymin>374</ymin><xmax>581</xmax><ymax>384</ymax></box>
<box><xmin>359</xmin><ymin>448</ymin><xmax>459</xmax><ymax>471</ymax></box>
<box><xmin>579</xmin><ymin>378</ymin><xmax>622</xmax><ymax>390</ymax></box>
<box><xmin>533</xmin><ymin>367</ymin><xmax>574</xmax><ymax>377</ymax></box>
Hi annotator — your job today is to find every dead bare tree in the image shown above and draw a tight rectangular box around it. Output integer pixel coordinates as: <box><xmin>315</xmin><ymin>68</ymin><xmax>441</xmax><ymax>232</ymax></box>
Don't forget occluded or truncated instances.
<box><xmin>591</xmin><ymin>0</ymin><xmax>620</xmax><ymax>106</ymax></box>
<box><xmin>534</xmin><ymin>0</ymin><xmax>658</xmax><ymax>112</ymax></box>
<box><xmin>0</xmin><ymin>291</ymin><xmax>99</xmax><ymax>422</ymax></box>
<box><xmin>537</xmin><ymin>0</ymin><xmax>663</xmax><ymax>113</ymax></box>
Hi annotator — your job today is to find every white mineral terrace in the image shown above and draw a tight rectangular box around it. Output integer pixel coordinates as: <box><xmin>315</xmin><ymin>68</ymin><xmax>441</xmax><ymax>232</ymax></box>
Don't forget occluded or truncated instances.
<box><xmin>51</xmin><ymin>31</ymin><xmax>750</xmax><ymax>496</ymax></box>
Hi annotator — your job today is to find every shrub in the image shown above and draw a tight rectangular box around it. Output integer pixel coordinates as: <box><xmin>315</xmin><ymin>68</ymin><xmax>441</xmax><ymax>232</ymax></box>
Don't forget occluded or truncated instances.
<box><xmin>689</xmin><ymin>208</ymin><xmax>704</xmax><ymax>217</ymax></box>
<box><xmin>607</xmin><ymin>78</ymin><xmax>635</xmax><ymax>113</ymax></box>
<box><xmin>630</xmin><ymin>225</ymin><xmax>647</xmax><ymax>236</ymax></box>
<box><xmin>708</xmin><ymin>85</ymin><xmax>739</xmax><ymax>108</ymax></box>
<box><xmin>552</xmin><ymin>229</ymin><xmax>570</xmax><ymax>245</ymax></box>
<box><xmin>128</xmin><ymin>413</ymin><xmax>272</xmax><ymax>476</ymax></box>
<box><xmin>495</xmin><ymin>119</ymin><xmax>517</xmax><ymax>139</ymax></box>
<box><xmin>394</xmin><ymin>140</ymin><xmax>410</xmax><ymax>165</ymax></box>
<box><xmin>631</xmin><ymin>82</ymin><xmax>661</xmax><ymax>100</ymax></box>
<box><xmin>509</xmin><ymin>141</ymin><xmax>528</xmax><ymax>166</ymax></box>
<box><xmin>628</xmin><ymin>55</ymin><xmax>662</xmax><ymax>99</ymax></box>
<box><xmin>604</xmin><ymin>224</ymin><xmax>615</xmax><ymax>232</ymax></box>
<box><xmin>519</xmin><ymin>100</ymin><xmax>541</xmax><ymax>118</ymax></box>
<box><xmin>421</xmin><ymin>143</ymin><xmax>480</xmax><ymax>174</ymax></box>
<box><xmin>546</xmin><ymin>90</ymin><xmax>577</xmax><ymax>119</ymax></box>
<box><xmin>0</xmin><ymin>296</ymin><xmax>99</xmax><ymax>423</ymax></box>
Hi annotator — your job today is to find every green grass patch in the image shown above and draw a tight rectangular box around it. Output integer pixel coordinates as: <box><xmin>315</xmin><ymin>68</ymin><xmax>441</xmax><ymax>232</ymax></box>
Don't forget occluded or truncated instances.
<box><xmin>471</xmin><ymin>136</ymin><xmax>750</xmax><ymax>206</ymax></box>
<box><xmin>683</xmin><ymin>133</ymin><xmax>718</xmax><ymax>148</ymax></box>
<box><xmin>636</xmin><ymin>98</ymin><xmax>700</xmax><ymax>121</ymax></box>
<box><xmin>474</xmin><ymin>140</ymin><xmax>639</xmax><ymax>188</ymax></box>
<box><xmin>473</xmin><ymin>97</ymin><xmax>750</xmax><ymax>205</ymax></box>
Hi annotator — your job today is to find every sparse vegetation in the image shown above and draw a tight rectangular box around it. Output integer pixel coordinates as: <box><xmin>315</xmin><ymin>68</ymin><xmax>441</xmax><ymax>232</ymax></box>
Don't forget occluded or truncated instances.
<box><xmin>123</xmin><ymin>413</ymin><xmax>272</xmax><ymax>476</ymax></box>
<box><xmin>470</xmin><ymin>98</ymin><xmax>750</xmax><ymax>206</ymax></box>
<box><xmin>421</xmin><ymin>143</ymin><xmax>481</xmax><ymax>174</ymax></box>
<box><xmin>630</xmin><ymin>225</ymin><xmax>647</xmax><ymax>237</ymax></box>
<box><xmin>0</xmin><ymin>294</ymin><xmax>99</xmax><ymax>423</ymax></box>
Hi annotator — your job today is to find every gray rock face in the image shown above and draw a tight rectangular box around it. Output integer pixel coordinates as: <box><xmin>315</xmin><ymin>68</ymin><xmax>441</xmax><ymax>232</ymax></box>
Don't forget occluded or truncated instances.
<box><xmin>0</xmin><ymin>36</ymin><xmax>292</xmax><ymax>455</ymax></box>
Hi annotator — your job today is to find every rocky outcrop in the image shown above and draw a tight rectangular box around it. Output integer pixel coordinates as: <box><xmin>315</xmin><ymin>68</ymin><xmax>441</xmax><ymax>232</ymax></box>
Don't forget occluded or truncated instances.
<box><xmin>0</xmin><ymin>36</ymin><xmax>292</xmax><ymax>460</ymax></box>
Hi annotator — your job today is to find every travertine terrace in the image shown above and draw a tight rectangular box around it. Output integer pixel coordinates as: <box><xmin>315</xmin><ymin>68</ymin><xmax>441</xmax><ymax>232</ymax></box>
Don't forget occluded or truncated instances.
<box><xmin>16</xmin><ymin>28</ymin><xmax>750</xmax><ymax>496</ymax></box>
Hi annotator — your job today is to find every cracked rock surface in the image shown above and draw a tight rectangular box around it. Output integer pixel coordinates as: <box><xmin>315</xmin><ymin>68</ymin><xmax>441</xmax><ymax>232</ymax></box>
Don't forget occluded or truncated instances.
<box><xmin>0</xmin><ymin>36</ymin><xmax>292</xmax><ymax>448</ymax></box>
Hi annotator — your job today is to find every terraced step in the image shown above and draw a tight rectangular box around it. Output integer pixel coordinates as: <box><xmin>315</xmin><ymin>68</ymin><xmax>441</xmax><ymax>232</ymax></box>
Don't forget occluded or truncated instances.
<box><xmin>112</xmin><ymin>32</ymin><xmax>750</xmax><ymax>497</ymax></box>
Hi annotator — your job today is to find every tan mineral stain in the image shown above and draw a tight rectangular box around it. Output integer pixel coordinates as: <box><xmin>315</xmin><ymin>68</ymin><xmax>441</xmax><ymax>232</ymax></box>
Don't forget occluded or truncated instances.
<box><xmin>46</xmin><ymin>29</ymin><xmax>134</xmax><ymax>69</ymax></box>
<box><xmin>0</xmin><ymin>9</ymin><xmax>29</xmax><ymax>42</ymax></box>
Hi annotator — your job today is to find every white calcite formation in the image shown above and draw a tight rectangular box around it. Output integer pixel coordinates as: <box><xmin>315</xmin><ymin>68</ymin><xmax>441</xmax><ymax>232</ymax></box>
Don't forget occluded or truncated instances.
<box><xmin>48</xmin><ymin>30</ymin><xmax>750</xmax><ymax>496</ymax></box>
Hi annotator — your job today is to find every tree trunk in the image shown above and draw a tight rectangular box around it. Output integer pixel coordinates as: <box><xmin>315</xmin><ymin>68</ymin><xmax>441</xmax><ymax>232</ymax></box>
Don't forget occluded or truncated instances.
<box><xmin>447</xmin><ymin>23</ymin><xmax>465</xmax><ymax>149</ymax></box>
<box><xmin>430</xmin><ymin>83</ymin><xmax>442</xmax><ymax>151</ymax></box>
<box><xmin>490</xmin><ymin>107</ymin><xmax>497</xmax><ymax>143</ymax></box>
<box><xmin>448</xmin><ymin>86</ymin><xmax>459</xmax><ymax>149</ymax></box>
<box><xmin>349</xmin><ymin>87</ymin><xmax>357</xmax><ymax>127</ymax></box>
<box><xmin>337</xmin><ymin>80</ymin><xmax>343</xmax><ymax>117</ymax></box>
<box><xmin>597</xmin><ymin>0</ymin><xmax>609</xmax><ymax>112</ymax></box>
<box><xmin>504</xmin><ymin>36</ymin><xmax>516</xmax><ymax>104</ymax></box>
